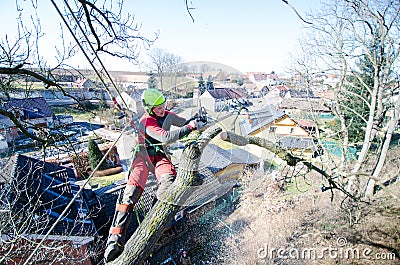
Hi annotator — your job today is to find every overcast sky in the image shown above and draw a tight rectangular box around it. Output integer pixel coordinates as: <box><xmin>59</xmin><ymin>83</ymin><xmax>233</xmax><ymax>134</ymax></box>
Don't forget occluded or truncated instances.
<box><xmin>0</xmin><ymin>0</ymin><xmax>321</xmax><ymax>74</ymax></box>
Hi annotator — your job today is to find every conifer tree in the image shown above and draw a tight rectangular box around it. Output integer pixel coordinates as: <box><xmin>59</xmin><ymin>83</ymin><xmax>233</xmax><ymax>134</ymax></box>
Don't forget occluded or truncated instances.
<box><xmin>206</xmin><ymin>75</ymin><xmax>214</xmax><ymax>90</ymax></box>
<box><xmin>88</xmin><ymin>139</ymin><xmax>107</xmax><ymax>171</ymax></box>
<box><xmin>198</xmin><ymin>74</ymin><xmax>206</xmax><ymax>95</ymax></box>
<box><xmin>148</xmin><ymin>71</ymin><xmax>158</xmax><ymax>89</ymax></box>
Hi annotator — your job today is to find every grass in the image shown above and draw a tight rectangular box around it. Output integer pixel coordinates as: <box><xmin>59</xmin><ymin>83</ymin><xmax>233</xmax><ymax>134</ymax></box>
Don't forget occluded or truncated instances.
<box><xmin>88</xmin><ymin>172</ymin><xmax>125</xmax><ymax>188</ymax></box>
<box><xmin>51</xmin><ymin>105</ymin><xmax>99</xmax><ymax>121</ymax></box>
<box><xmin>284</xmin><ymin>176</ymin><xmax>314</xmax><ymax>194</ymax></box>
<box><xmin>216</xmin><ymin>169</ymin><xmax>400</xmax><ymax>265</ymax></box>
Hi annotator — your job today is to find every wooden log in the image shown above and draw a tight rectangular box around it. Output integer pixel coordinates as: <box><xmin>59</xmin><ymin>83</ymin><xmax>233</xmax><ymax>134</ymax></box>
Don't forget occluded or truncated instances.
<box><xmin>108</xmin><ymin>125</ymin><xmax>222</xmax><ymax>265</ymax></box>
<box><xmin>220</xmin><ymin>131</ymin><xmax>299</xmax><ymax>166</ymax></box>
<box><xmin>220</xmin><ymin>131</ymin><xmax>354</xmax><ymax>200</ymax></box>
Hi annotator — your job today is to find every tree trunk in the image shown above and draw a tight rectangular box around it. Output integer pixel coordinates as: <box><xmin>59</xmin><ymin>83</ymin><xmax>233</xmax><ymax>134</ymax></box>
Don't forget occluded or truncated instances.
<box><xmin>107</xmin><ymin>126</ymin><xmax>222</xmax><ymax>265</ymax></box>
<box><xmin>108</xmin><ymin>127</ymin><xmax>357</xmax><ymax>264</ymax></box>
<box><xmin>364</xmin><ymin>97</ymin><xmax>400</xmax><ymax>196</ymax></box>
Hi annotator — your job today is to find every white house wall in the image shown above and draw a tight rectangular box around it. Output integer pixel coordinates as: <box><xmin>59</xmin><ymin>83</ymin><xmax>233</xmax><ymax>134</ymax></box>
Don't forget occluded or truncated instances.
<box><xmin>199</xmin><ymin>91</ymin><xmax>216</xmax><ymax>111</ymax></box>
<box><xmin>200</xmin><ymin>97</ymin><xmax>216</xmax><ymax>112</ymax></box>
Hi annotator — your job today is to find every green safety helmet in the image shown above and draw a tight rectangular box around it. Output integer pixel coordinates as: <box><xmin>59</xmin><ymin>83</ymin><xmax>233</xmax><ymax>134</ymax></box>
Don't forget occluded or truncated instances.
<box><xmin>141</xmin><ymin>89</ymin><xmax>166</xmax><ymax>113</ymax></box>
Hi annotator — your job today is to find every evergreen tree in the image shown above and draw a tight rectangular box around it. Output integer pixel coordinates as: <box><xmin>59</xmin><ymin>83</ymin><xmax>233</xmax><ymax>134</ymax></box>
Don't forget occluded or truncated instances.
<box><xmin>206</xmin><ymin>75</ymin><xmax>214</xmax><ymax>90</ymax></box>
<box><xmin>88</xmin><ymin>139</ymin><xmax>108</xmax><ymax>171</ymax></box>
<box><xmin>148</xmin><ymin>71</ymin><xmax>158</xmax><ymax>89</ymax></box>
<box><xmin>341</xmin><ymin>49</ymin><xmax>377</xmax><ymax>143</ymax></box>
<box><xmin>198</xmin><ymin>75</ymin><xmax>206</xmax><ymax>95</ymax></box>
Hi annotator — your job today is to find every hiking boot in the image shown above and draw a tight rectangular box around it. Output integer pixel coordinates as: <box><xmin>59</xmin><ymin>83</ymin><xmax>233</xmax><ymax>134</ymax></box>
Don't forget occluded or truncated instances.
<box><xmin>104</xmin><ymin>241</ymin><xmax>124</xmax><ymax>262</ymax></box>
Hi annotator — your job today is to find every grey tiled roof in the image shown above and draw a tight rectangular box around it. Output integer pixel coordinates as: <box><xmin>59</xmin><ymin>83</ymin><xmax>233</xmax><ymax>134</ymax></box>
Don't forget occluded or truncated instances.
<box><xmin>0</xmin><ymin>154</ymin><xmax>96</xmax><ymax>236</ymax></box>
<box><xmin>276</xmin><ymin>135</ymin><xmax>316</xmax><ymax>150</ymax></box>
<box><xmin>285</xmin><ymin>89</ymin><xmax>316</xmax><ymax>98</ymax></box>
<box><xmin>4</xmin><ymin>97</ymin><xmax>54</xmax><ymax>119</ymax></box>
<box><xmin>240</xmin><ymin>105</ymin><xmax>286</xmax><ymax>135</ymax></box>
<box><xmin>200</xmin><ymin>144</ymin><xmax>259</xmax><ymax>173</ymax></box>
<box><xmin>200</xmin><ymin>145</ymin><xmax>232</xmax><ymax>174</ymax></box>
<box><xmin>183</xmin><ymin>166</ymin><xmax>238</xmax><ymax>208</ymax></box>
<box><xmin>0</xmin><ymin>116</ymin><xmax>15</xmax><ymax>128</ymax></box>
<box><xmin>206</xmin><ymin>88</ymin><xmax>247</xmax><ymax>100</ymax></box>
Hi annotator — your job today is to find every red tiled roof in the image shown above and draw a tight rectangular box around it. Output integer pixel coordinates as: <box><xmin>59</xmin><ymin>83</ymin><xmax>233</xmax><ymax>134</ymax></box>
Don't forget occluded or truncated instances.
<box><xmin>297</xmin><ymin>119</ymin><xmax>317</xmax><ymax>128</ymax></box>
<box><xmin>276</xmin><ymin>85</ymin><xmax>288</xmax><ymax>91</ymax></box>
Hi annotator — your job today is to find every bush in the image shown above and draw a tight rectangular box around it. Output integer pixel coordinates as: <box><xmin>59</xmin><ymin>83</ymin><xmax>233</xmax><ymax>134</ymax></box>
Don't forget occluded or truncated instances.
<box><xmin>79</xmin><ymin>100</ymin><xmax>98</xmax><ymax>111</ymax></box>
<box><xmin>88</xmin><ymin>139</ymin><xmax>108</xmax><ymax>171</ymax></box>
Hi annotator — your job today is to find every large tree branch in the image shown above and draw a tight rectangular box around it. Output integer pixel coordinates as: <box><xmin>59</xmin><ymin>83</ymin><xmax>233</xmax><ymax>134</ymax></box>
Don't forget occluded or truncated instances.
<box><xmin>77</xmin><ymin>0</ymin><xmax>102</xmax><ymax>51</ymax></box>
<box><xmin>108</xmin><ymin>125</ymin><xmax>369</xmax><ymax>264</ymax></box>
<box><xmin>0</xmin><ymin>67</ymin><xmax>59</xmax><ymax>88</ymax></box>
<box><xmin>108</xmin><ymin>125</ymin><xmax>222</xmax><ymax>265</ymax></box>
<box><xmin>0</xmin><ymin>108</ymin><xmax>46</xmax><ymax>144</ymax></box>
<box><xmin>220</xmin><ymin>131</ymin><xmax>356</xmax><ymax>200</ymax></box>
<box><xmin>0</xmin><ymin>66</ymin><xmax>82</xmax><ymax>105</ymax></box>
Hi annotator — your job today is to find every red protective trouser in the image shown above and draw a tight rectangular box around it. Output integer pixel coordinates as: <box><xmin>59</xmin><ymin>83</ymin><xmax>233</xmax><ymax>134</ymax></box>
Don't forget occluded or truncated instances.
<box><xmin>127</xmin><ymin>153</ymin><xmax>176</xmax><ymax>190</ymax></box>
<box><xmin>107</xmin><ymin>152</ymin><xmax>177</xmax><ymax>248</ymax></box>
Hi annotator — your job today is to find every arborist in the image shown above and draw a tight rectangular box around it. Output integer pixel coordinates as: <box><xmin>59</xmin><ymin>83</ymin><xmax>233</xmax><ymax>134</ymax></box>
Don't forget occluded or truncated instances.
<box><xmin>105</xmin><ymin>89</ymin><xmax>199</xmax><ymax>262</ymax></box>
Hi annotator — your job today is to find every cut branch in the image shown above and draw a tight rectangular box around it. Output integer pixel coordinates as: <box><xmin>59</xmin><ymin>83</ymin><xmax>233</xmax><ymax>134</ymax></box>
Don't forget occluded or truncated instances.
<box><xmin>108</xmin><ymin>125</ymin><xmax>222</xmax><ymax>265</ymax></box>
<box><xmin>220</xmin><ymin>131</ymin><xmax>356</xmax><ymax>200</ymax></box>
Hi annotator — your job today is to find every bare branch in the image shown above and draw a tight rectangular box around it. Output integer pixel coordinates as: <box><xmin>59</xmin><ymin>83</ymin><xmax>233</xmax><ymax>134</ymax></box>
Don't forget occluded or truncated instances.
<box><xmin>281</xmin><ymin>0</ymin><xmax>313</xmax><ymax>25</ymax></box>
<box><xmin>185</xmin><ymin>0</ymin><xmax>195</xmax><ymax>23</ymax></box>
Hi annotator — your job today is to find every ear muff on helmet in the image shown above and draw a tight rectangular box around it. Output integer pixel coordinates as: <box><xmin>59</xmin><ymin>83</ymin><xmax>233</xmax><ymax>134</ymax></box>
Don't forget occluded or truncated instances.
<box><xmin>142</xmin><ymin>99</ymin><xmax>152</xmax><ymax>114</ymax></box>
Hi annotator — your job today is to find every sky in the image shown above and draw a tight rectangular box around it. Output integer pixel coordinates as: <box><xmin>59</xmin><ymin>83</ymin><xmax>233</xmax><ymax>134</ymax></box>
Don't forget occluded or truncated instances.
<box><xmin>0</xmin><ymin>0</ymin><xmax>321</xmax><ymax>75</ymax></box>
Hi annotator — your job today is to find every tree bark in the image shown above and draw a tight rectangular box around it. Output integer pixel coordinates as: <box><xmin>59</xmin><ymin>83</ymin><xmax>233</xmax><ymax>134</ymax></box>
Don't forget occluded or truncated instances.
<box><xmin>364</xmin><ymin>97</ymin><xmax>400</xmax><ymax>196</ymax></box>
<box><xmin>108</xmin><ymin>125</ymin><xmax>222</xmax><ymax>265</ymax></box>
<box><xmin>109</xmin><ymin>127</ymin><xmax>359</xmax><ymax>264</ymax></box>
<box><xmin>220</xmin><ymin>131</ymin><xmax>353</xmax><ymax>199</ymax></box>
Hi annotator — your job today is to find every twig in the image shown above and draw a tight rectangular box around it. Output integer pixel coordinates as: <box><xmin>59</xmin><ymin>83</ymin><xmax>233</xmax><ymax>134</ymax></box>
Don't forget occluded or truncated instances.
<box><xmin>281</xmin><ymin>0</ymin><xmax>313</xmax><ymax>25</ymax></box>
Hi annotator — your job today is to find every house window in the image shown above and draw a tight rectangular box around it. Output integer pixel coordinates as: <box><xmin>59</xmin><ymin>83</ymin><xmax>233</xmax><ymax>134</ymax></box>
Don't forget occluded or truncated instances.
<box><xmin>269</xmin><ymin>126</ymin><xmax>276</xmax><ymax>133</ymax></box>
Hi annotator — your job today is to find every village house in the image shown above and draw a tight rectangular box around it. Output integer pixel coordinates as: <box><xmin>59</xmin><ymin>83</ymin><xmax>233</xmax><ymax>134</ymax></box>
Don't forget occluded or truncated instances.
<box><xmin>0</xmin><ymin>115</ymin><xmax>18</xmax><ymax>152</ymax></box>
<box><xmin>281</xmin><ymin>88</ymin><xmax>316</xmax><ymax>99</ymax></box>
<box><xmin>114</xmin><ymin>90</ymin><xmax>145</xmax><ymax>116</ymax></box>
<box><xmin>0</xmin><ymin>154</ymin><xmax>99</xmax><ymax>264</ymax></box>
<box><xmin>260</xmin><ymin>85</ymin><xmax>289</xmax><ymax>105</ymax></box>
<box><xmin>313</xmin><ymin>89</ymin><xmax>335</xmax><ymax>101</ymax></box>
<box><xmin>109</xmin><ymin>71</ymin><xmax>149</xmax><ymax>91</ymax></box>
<box><xmin>247</xmin><ymin>72</ymin><xmax>279</xmax><ymax>86</ymax></box>
<box><xmin>199</xmin><ymin>88</ymin><xmax>248</xmax><ymax>112</ymax></box>
<box><xmin>240</xmin><ymin>105</ymin><xmax>317</xmax><ymax>158</ymax></box>
<box><xmin>314</xmin><ymin>73</ymin><xmax>340</xmax><ymax>88</ymax></box>
<box><xmin>0</xmin><ymin>97</ymin><xmax>74</xmax><ymax>152</ymax></box>
<box><xmin>72</xmin><ymin>77</ymin><xmax>97</xmax><ymax>90</ymax></box>
<box><xmin>241</xmin><ymin>83</ymin><xmax>258</xmax><ymax>97</ymax></box>
<box><xmin>278</xmin><ymin>97</ymin><xmax>332</xmax><ymax>117</ymax></box>
<box><xmin>3</xmin><ymin>97</ymin><xmax>55</xmax><ymax>129</ymax></box>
